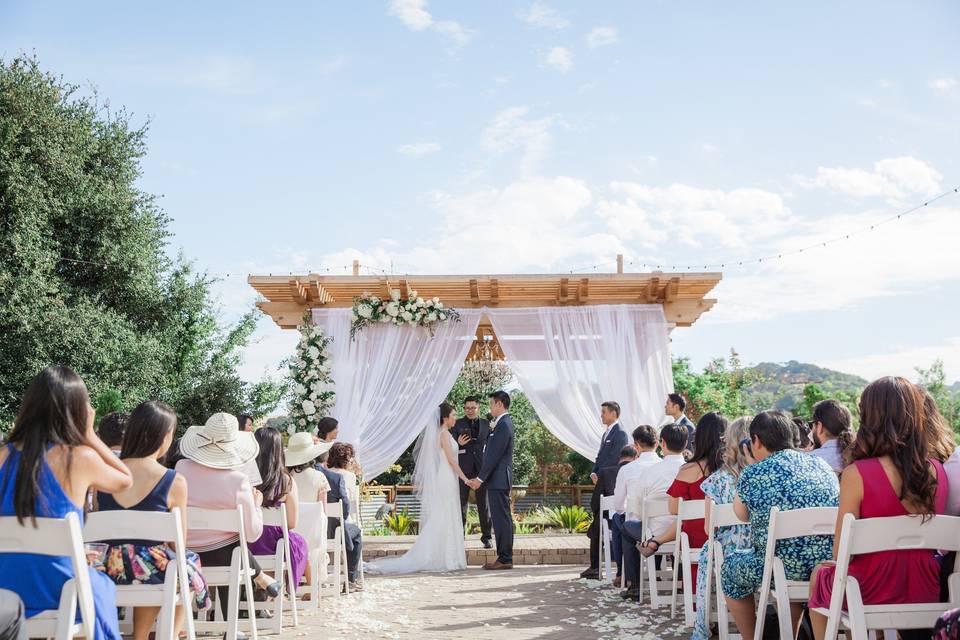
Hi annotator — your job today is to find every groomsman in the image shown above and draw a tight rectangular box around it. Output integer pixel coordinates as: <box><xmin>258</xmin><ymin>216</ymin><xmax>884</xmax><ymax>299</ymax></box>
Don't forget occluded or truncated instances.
<box><xmin>581</xmin><ymin>401</ymin><xmax>629</xmax><ymax>579</ymax></box>
<box><xmin>452</xmin><ymin>396</ymin><xmax>493</xmax><ymax>548</ymax></box>
<box><xmin>665</xmin><ymin>393</ymin><xmax>696</xmax><ymax>452</ymax></box>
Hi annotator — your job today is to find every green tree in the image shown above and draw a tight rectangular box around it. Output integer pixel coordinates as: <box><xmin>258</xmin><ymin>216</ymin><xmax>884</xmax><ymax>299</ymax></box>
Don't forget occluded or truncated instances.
<box><xmin>916</xmin><ymin>359</ymin><xmax>960</xmax><ymax>433</ymax></box>
<box><xmin>0</xmin><ymin>56</ymin><xmax>283</xmax><ymax>433</ymax></box>
<box><xmin>672</xmin><ymin>350</ymin><xmax>758</xmax><ymax>422</ymax></box>
<box><xmin>525</xmin><ymin>420</ymin><xmax>572</xmax><ymax>495</ymax></box>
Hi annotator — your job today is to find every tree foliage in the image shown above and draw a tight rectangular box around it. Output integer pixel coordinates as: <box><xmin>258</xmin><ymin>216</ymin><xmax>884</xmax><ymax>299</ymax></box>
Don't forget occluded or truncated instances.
<box><xmin>917</xmin><ymin>359</ymin><xmax>960</xmax><ymax>433</ymax></box>
<box><xmin>672</xmin><ymin>350</ymin><xmax>759</xmax><ymax>422</ymax></box>
<box><xmin>0</xmin><ymin>55</ymin><xmax>283</xmax><ymax>433</ymax></box>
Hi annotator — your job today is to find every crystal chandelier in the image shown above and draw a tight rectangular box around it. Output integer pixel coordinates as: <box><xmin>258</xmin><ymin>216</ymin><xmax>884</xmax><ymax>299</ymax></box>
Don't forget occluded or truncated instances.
<box><xmin>461</xmin><ymin>334</ymin><xmax>513</xmax><ymax>394</ymax></box>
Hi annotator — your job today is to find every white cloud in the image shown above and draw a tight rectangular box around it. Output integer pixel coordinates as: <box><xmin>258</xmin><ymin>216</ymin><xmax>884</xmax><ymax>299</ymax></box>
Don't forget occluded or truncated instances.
<box><xmin>797</xmin><ymin>156</ymin><xmax>943</xmax><ymax>200</ymax></box>
<box><xmin>397</xmin><ymin>142</ymin><xmax>442</xmax><ymax>157</ymax></box>
<box><xmin>388</xmin><ymin>0</ymin><xmax>471</xmax><ymax>46</ymax></box>
<box><xmin>542</xmin><ymin>46</ymin><xmax>574</xmax><ymax>73</ymax></box>
<box><xmin>929</xmin><ymin>76</ymin><xmax>957</xmax><ymax>94</ymax></box>
<box><xmin>480</xmin><ymin>106</ymin><xmax>559</xmax><ymax>174</ymax></box>
<box><xmin>586</xmin><ymin>26</ymin><xmax>619</xmax><ymax>48</ymax></box>
<box><xmin>318</xmin><ymin>55</ymin><xmax>348</xmax><ymax>75</ymax></box>
<box><xmin>518</xmin><ymin>2</ymin><xmax>569</xmax><ymax>29</ymax></box>
<box><xmin>879</xmin><ymin>78</ymin><xmax>895</xmax><ymax>89</ymax></box>
<box><xmin>859</xmin><ymin>98</ymin><xmax>878</xmax><ymax>109</ymax></box>
<box><xmin>701</xmin><ymin>143</ymin><xmax>721</xmax><ymax>155</ymax></box>
<box><xmin>822</xmin><ymin>338</ymin><xmax>960</xmax><ymax>384</ymax></box>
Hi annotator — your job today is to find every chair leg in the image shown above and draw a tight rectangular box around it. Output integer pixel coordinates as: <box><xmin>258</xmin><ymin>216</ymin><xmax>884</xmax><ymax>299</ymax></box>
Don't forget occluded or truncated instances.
<box><xmin>682</xmin><ymin>554</ymin><xmax>696</xmax><ymax>627</ymax></box>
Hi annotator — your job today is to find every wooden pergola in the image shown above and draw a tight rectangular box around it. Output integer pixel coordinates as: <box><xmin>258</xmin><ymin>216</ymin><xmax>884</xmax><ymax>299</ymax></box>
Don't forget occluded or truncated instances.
<box><xmin>250</xmin><ymin>258</ymin><xmax>721</xmax><ymax>359</ymax></box>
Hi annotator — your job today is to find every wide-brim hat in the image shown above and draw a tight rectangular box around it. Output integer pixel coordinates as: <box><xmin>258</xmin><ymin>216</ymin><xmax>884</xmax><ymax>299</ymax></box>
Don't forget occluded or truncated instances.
<box><xmin>180</xmin><ymin>412</ymin><xmax>260</xmax><ymax>470</ymax></box>
<box><xmin>284</xmin><ymin>431</ymin><xmax>334</xmax><ymax>467</ymax></box>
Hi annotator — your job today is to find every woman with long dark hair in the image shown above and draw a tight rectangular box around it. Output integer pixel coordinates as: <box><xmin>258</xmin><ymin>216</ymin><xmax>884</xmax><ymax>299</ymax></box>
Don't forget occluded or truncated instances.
<box><xmin>808</xmin><ymin>377</ymin><xmax>949</xmax><ymax>639</ymax></box>
<box><xmin>248</xmin><ymin>427</ymin><xmax>309</xmax><ymax>590</ymax></box>
<box><xmin>0</xmin><ymin>366</ymin><xmax>133</xmax><ymax>640</ymax></box>
<box><xmin>97</xmin><ymin>401</ymin><xmax>210</xmax><ymax>640</ymax></box>
<box><xmin>640</xmin><ymin>412</ymin><xmax>727</xmax><ymax>559</ymax></box>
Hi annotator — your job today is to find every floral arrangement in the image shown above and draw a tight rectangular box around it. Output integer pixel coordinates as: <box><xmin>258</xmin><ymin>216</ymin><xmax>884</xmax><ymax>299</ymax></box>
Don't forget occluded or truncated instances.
<box><xmin>349</xmin><ymin>289</ymin><xmax>460</xmax><ymax>339</ymax></box>
<box><xmin>287</xmin><ymin>317</ymin><xmax>336</xmax><ymax>434</ymax></box>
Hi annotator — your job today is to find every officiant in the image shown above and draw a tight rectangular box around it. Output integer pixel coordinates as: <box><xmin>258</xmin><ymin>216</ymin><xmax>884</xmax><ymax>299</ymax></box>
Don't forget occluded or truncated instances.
<box><xmin>452</xmin><ymin>396</ymin><xmax>493</xmax><ymax>548</ymax></box>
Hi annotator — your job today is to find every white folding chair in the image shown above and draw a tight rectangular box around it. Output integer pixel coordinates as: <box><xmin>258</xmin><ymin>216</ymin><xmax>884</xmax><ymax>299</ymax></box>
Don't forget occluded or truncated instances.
<box><xmin>598</xmin><ymin>495</ymin><xmax>616</xmax><ymax>583</ymax></box>
<box><xmin>0</xmin><ymin>511</ymin><xmax>95</xmax><ymax>640</ymax></box>
<box><xmin>754</xmin><ymin>506</ymin><xmax>838</xmax><ymax>640</ymax></box>
<box><xmin>670</xmin><ymin>498</ymin><xmax>706</xmax><ymax>626</ymax></box>
<box><xmin>294</xmin><ymin>502</ymin><xmax>327</xmax><ymax>608</ymax></box>
<box><xmin>322</xmin><ymin>501</ymin><xmax>350</xmax><ymax>596</ymax></box>
<box><xmin>704</xmin><ymin>501</ymin><xmax>748</xmax><ymax>640</ymax></box>
<box><xmin>641</xmin><ymin>496</ymin><xmax>677</xmax><ymax>609</ymax></box>
<box><xmin>248</xmin><ymin>507</ymin><xmax>299</xmax><ymax>633</ymax></box>
<box><xmin>816</xmin><ymin>513</ymin><xmax>960</xmax><ymax>640</ymax></box>
<box><xmin>187</xmin><ymin>506</ymin><xmax>258</xmax><ymax>640</ymax></box>
<box><xmin>84</xmin><ymin>508</ymin><xmax>196</xmax><ymax>640</ymax></box>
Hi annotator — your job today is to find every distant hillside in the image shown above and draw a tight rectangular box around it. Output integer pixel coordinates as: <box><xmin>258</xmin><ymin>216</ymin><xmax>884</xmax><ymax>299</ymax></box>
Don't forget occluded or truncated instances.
<box><xmin>744</xmin><ymin>360</ymin><xmax>868</xmax><ymax>412</ymax></box>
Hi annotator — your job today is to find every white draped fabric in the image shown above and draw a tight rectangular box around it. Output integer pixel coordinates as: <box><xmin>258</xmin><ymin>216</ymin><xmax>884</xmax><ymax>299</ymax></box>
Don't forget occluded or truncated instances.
<box><xmin>311</xmin><ymin>308</ymin><xmax>483</xmax><ymax>479</ymax></box>
<box><xmin>485</xmin><ymin>305</ymin><xmax>673</xmax><ymax>461</ymax></box>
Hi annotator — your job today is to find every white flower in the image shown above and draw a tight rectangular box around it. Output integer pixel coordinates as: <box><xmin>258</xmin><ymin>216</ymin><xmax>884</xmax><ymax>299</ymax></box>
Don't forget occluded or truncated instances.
<box><xmin>409</xmin><ymin>289</ymin><xmax>418</xmax><ymax>299</ymax></box>
<box><xmin>301</xmin><ymin>400</ymin><xmax>317</xmax><ymax>415</ymax></box>
<box><xmin>293</xmin><ymin>383</ymin><xmax>307</xmax><ymax>396</ymax></box>
<box><xmin>437</xmin><ymin>302</ymin><xmax>444</xmax><ymax>309</ymax></box>
<box><xmin>297</xmin><ymin>359</ymin><xmax>307</xmax><ymax>369</ymax></box>
<box><xmin>390</xmin><ymin>289</ymin><xmax>401</xmax><ymax>301</ymax></box>
<box><xmin>379</xmin><ymin>315</ymin><xmax>390</xmax><ymax>323</ymax></box>
<box><xmin>357</xmin><ymin>303</ymin><xmax>373</xmax><ymax>319</ymax></box>
<box><xmin>370</xmin><ymin>296</ymin><xmax>380</xmax><ymax>304</ymax></box>
<box><xmin>299</xmin><ymin>419</ymin><xmax>306</xmax><ymax>426</ymax></box>
<box><xmin>416</xmin><ymin>297</ymin><xmax>425</xmax><ymax>307</ymax></box>
<box><xmin>432</xmin><ymin>297</ymin><xmax>440</xmax><ymax>304</ymax></box>
<box><xmin>401</xmin><ymin>311</ymin><xmax>414</xmax><ymax>322</ymax></box>
<box><xmin>386</xmin><ymin>302</ymin><xmax>400</xmax><ymax>317</ymax></box>
<box><xmin>427</xmin><ymin>312</ymin><xmax>437</xmax><ymax>322</ymax></box>
<box><xmin>308</xmin><ymin>346</ymin><xmax>321</xmax><ymax>360</ymax></box>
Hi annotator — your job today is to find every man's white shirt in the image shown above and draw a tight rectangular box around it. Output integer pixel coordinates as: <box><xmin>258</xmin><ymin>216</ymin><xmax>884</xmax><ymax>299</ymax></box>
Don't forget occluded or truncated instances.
<box><xmin>612</xmin><ymin>451</ymin><xmax>661</xmax><ymax>514</ymax></box>
<box><xmin>624</xmin><ymin>454</ymin><xmax>685</xmax><ymax>536</ymax></box>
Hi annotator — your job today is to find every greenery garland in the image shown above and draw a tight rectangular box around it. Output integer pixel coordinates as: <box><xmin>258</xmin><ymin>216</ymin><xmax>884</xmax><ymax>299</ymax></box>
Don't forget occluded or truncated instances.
<box><xmin>349</xmin><ymin>289</ymin><xmax>461</xmax><ymax>339</ymax></box>
<box><xmin>287</xmin><ymin>317</ymin><xmax>336</xmax><ymax>434</ymax></box>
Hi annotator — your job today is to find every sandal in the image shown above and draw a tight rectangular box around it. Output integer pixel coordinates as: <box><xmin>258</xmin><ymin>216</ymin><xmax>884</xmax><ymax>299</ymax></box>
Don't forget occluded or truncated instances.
<box><xmin>638</xmin><ymin>538</ymin><xmax>660</xmax><ymax>558</ymax></box>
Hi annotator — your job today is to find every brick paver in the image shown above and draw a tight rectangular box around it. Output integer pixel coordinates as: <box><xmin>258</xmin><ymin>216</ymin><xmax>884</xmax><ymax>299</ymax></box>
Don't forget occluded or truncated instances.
<box><xmin>366</xmin><ymin>533</ymin><xmax>591</xmax><ymax>566</ymax></box>
<box><xmin>279</xmin><ymin>565</ymin><xmax>686</xmax><ymax>639</ymax></box>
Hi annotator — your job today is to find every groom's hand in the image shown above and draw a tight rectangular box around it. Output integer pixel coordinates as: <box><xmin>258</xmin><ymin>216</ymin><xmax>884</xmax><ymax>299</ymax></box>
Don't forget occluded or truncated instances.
<box><xmin>468</xmin><ymin>478</ymin><xmax>481</xmax><ymax>490</ymax></box>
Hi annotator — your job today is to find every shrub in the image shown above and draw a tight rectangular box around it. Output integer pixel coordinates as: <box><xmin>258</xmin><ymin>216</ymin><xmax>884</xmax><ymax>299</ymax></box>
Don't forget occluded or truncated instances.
<box><xmin>383</xmin><ymin>508</ymin><xmax>417</xmax><ymax>535</ymax></box>
<box><xmin>543</xmin><ymin>505</ymin><xmax>591</xmax><ymax>533</ymax></box>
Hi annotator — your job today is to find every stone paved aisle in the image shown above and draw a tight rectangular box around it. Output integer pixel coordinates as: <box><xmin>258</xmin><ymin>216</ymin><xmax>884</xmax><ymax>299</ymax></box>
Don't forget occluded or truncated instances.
<box><xmin>278</xmin><ymin>566</ymin><xmax>686</xmax><ymax>640</ymax></box>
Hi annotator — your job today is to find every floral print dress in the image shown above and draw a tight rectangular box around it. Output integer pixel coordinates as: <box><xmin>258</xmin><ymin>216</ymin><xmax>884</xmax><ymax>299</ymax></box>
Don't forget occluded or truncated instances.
<box><xmin>692</xmin><ymin>470</ymin><xmax>752</xmax><ymax>640</ymax></box>
<box><xmin>720</xmin><ymin>449</ymin><xmax>839</xmax><ymax>600</ymax></box>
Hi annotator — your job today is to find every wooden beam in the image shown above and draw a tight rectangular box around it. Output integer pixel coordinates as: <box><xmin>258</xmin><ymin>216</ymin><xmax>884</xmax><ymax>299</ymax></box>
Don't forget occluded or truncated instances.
<box><xmin>647</xmin><ymin>276</ymin><xmax>660</xmax><ymax>303</ymax></box>
<box><xmin>379</xmin><ymin>276</ymin><xmax>392</xmax><ymax>299</ymax></box>
<box><xmin>288</xmin><ymin>279</ymin><xmax>307</xmax><ymax>305</ymax></box>
<box><xmin>489</xmin><ymin>278</ymin><xmax>499</xmax><ymax>305</ymax></box>
<box><xmin>352</xmin><ymin>259</ymin><xmax>360</xmax><ymax>276</ymax></box>
<box><xmin>399</xmin><ymin>279</ymin><xmax>409</xmax><ymax>300</ymax></box>
<box><xmin>616</xmin><ymin>254</ymin><xmax>623</xmax><ymax>274</ymax></box>
<box><xmin>665</xmin><ymin>277</ymin><xmax>680</xmax><ymax>302</ymax></box>
<box><xmin>310</xmin><ymin>281</ymin><xmax>333</xmax><ymax>304</ymax></box>
<box><xmin>469</xmin><ymin>278</ymin><xmax>480</xmax><ymax>304</ymax></box>
<box><xmin>578</xmin><ymin>278</ymin><xmax>589</xmax><ymax>303</ymax></box>
<box><xmin>558</xmin><ymin>277</ymin><xmax>569</xmax><ymax>303</ymax></box>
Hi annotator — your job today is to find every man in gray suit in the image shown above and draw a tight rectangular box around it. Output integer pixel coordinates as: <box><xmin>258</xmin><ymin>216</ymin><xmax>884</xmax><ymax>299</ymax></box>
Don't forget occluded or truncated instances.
<box><xmin>582</xmin><ymin>400</ymin><xmax>629</xmax><ymax>579</ymax></box>
<box><xmin>467</xmin><ymin>390</ymin><xmax>514</xmax><ymax>570</ymax></box>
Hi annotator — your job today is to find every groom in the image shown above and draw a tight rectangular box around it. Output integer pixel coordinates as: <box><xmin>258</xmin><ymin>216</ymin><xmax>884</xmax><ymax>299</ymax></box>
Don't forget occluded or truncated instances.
<box><xmin>467</xmin><ymin>390</ymin><xmax>514</xmax><ymax>570</ymax></box>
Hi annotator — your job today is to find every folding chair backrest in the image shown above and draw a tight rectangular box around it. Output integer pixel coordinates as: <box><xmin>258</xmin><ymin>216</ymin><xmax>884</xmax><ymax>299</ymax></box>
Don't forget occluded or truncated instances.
<box><xmin>677</xmin><ymin>499</ymin><xmax>705</xmax><ymax>521</ymax></box>
<box><xmin>710</xmin><ymin>502</ymin><xmax>747</xmax><ymax>530</ymax></box>
<box><xmin>625</xmin><ymin>492</ymin><xmax>643</xmax><ymax>520</ymax></box>
<box><xmin>764</xmin><ymin>506</ymin><xmax>837</xmax><ymax>566</ymax></box>
<box><xmin>0</xmin><ymin>511</ymin><xmax>96</xmax><ymax>639</ymax></box>
<box><xmin>599</xmin><ymin>494</ymin><xmax>616</xmax><ymax>516</ymax></box>
<box><xmin>261</xmin><ymin>507</ymin><xmax>288</xmax><ymax>528</ymax></box>
<box><xmin>187</xmin><ymin>506</ymin><xmax>244</xmax><ymax>534</ymax></box>
<box><xmin>844</xmin><ymin>514</ymin><xmax>960</xmax><ymax>554</ymax></box>
<box><xmin>326</xmin><ymin>501</ymin><xmax>344</xmax><ymax>520</ymax></box>
<box><xmin>85</xmin><ymin>509</ymin><xmax>182</xmax><ymax>544</ymax></box>
<box><xmin>642</xmin><ymin>496</ymin><xmax>670</xmax><ymax>520</ymax></box>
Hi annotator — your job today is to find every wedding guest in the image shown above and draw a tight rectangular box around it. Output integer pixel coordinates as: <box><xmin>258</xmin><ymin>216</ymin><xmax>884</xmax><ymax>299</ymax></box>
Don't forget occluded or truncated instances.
<box><xmin>610</xmin><ymin>425</ymin><xmax>661</xmax><ymax>585</ymax></box>
<box><xmin>691</xmin><ymin>416</ymin><xmax>753</xmax><ymax>640</ymax></box>
<box><xmin>792</xmin><ymin>417</ymin><xmax>815</xmax><ymax>452</ymax></box>
<box><xmin>248</xmin><ymin>428</ymin><xmax>309</xmax><ymax>591</ymax></box>
<box><xmin>638</xmin><ymin>412</ymin><xmax>727</xmax><ymax>601</ymax></box>
<box><xmin>618</xmin><ymin>423</ymin><xmax>687</xmax><ymax>601</ymax></box>
<box><xmin>722</xmin><ymin>411</ymin><xmax>839</xmax><ymax>639</ymax></box>
<box><xmin>0</xmin><ymin>366</ymin><xmax>133</xmax><ymax>640</ymax></box>
<box><xmin>175</xmin><ymin>413</ymin><xmax>279</xmax><ymax>617</ymax></box>
<box><xmin>97</xmin><ymin>401</ymin><xmax>210</xmax><ymax>640</ymax></box>
<box><xmin>162</xmin><ymin>437</ymin><xmax>185</xmax><ymax>469</ymax></box>
<box><xmin>582</xmin><ymin>401</ymin><xmax>629</xmax><ymax>579</ymax></box>
<box><xmin>0</xmin><ymin>590</ymin><xmax>23</xmax><ymax>640</ymax></box>
<box><xmin>808</xmin><ymin>377</ymin><xmax>949</xmax><ymax>639</ymax></box>
<box><xmin>318</xmin><ymin>455</ymin><xmax>364</xmax><ymax>590</ymax></box>
<box><xmin>317</xmin><ymin>417</ymin><xmax>339</xmax><ymax>443</ymax></box>
<box><xmin>452</xmin><ymin>396</ymin><xmax>492</xmax><ymax>548</ymax></box>
<box><xmin>284</xmin><ymin>432</ymin><xmax>334</xmax><ymax>594</ymax></box>
<box><xmin>809</xmin><ymin>400</ymin><xmax>853</xmax><ymax>474</ymax></box>
<box><xmin>920</xmin><ymin>386</ymin><xmax>959</xmax><ymax>463</ymax></box>
<box><xmin>327</xmin><ymin>443</ymin><xmax>360</xmax><ymax>524</ymax></box>
<box><xmin>665</xmin><ymin>393</ymin><xmax>696</xmax><ymax>451</ymax></box>
<box><xmin>237</xmin><ymin>413</ymin><xmax>254</xmax><ymax>432</ymax></box>
<box><xmin>97</xmin><ymin>411</ymin><xmax>128</xmax><ymax>455</ymax></box>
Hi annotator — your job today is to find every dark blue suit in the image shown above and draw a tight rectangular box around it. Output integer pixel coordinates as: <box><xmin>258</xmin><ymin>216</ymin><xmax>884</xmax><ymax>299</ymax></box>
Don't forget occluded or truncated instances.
<box><xmin>478</xmin><ymin>413</ymin><xmax>514</xmax><ymax>564</ymax></box>
<box><xmin>318</xmin><ymin>465</ymin><xmax>363</xmax><ymax>582</ymax></box>
<box><xmin>588</xmin><ymin>422</ymin><xmax>629</xmax><ymax>569</ymax></box>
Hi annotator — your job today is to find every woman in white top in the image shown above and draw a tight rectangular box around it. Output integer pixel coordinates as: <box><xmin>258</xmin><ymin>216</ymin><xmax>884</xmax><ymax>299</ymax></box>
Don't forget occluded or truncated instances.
<box><xmin>283</xmin><ymin>432</ymin><xmax>334</xmax><ymax>595</ymax></box>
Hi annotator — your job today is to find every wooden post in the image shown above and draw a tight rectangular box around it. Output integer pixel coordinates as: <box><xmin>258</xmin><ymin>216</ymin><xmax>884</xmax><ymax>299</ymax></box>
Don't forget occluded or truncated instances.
<box><xmin>352</xmin><ymin>259</ymin><xmax>360</xmax><ymax>276</ymax></box>
<box><xmin>616</xmin><ymin>254</ymin><xmax>623</xmax><ymax>274</ymax></box>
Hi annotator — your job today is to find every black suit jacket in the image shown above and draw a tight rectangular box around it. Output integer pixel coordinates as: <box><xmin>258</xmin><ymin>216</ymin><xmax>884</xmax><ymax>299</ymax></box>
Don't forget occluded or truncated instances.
<box><xmin>478</xmin><ymin>413</ymin><xmax>514</xmax><ymax>491</ymax></box>
<box><xmin>451</xmin><ymin>416</ymin><xmax>490</xmax><ymax>478</ymax></box>
<box><xmin>592</xmin><ymin>422</ymin><xmax>629</xmax><ymax>475</ymax></box>
<box><xmin>591</xmin><ymin>461</ymin><xmax>629</xmax><ymax>512</ymax></box>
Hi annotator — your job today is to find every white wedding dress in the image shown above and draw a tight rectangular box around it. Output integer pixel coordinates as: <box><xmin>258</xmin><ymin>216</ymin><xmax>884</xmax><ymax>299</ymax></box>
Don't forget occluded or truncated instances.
<box><xmin>367</xmin><ymin>420</ymin><xmax>467</xmax><ymax>574</ymax></box>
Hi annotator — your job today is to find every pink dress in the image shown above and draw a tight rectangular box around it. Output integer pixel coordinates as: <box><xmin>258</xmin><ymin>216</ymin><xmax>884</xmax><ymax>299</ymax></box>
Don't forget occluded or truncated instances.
<box><xmin>809</xmin><ymin>457</ymin><xmax>948</xmax><ymax>609</ymax></box>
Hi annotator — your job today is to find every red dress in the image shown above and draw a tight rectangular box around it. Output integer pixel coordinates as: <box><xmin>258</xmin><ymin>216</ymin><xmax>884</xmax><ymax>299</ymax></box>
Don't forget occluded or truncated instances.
<box><xmin>809</xmin><ymin>458</ymin><xmax>948</xmax><ymax>609</ymax></box>
<box><xmin>667</xmin><ymin>470</ymin><xmax>708</xmax><ymax>595</ymax></box>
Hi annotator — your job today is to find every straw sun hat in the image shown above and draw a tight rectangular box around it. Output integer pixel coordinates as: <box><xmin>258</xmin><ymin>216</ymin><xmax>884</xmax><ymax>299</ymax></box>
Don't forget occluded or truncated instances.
<box><xmin>180</xmin><ymin>412</ymin><xmax>259</xmax><ymax>469</ymax></box>
<box><xmin>284</xmin><ymin>431</ymin><xmax>334</xmax><ymax>467</ymax></box>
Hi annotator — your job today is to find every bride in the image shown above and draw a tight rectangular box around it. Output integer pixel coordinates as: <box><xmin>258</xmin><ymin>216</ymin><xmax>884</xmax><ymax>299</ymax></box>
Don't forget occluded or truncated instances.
<box><xmin>367</xmin><ymin>402</ymin><xmax>469</xmax><ymax>574</ymax></box>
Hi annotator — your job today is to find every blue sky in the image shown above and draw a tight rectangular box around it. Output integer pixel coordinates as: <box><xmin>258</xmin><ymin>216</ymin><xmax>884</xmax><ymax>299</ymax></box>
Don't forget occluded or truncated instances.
<box><xmin>3</xmin><ymin>1</ymin><xmax>960</xmax><ymax>384</ymax></box>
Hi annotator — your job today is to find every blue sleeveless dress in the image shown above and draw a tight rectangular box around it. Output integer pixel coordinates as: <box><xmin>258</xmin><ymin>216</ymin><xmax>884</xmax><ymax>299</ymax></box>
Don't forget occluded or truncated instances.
<box><xmin>0</xmin><ymin>445</ymin><xmax>121</xmax><ymax>640</ymax></box>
